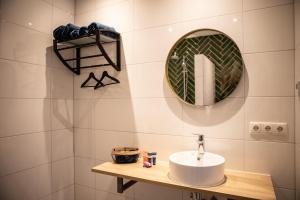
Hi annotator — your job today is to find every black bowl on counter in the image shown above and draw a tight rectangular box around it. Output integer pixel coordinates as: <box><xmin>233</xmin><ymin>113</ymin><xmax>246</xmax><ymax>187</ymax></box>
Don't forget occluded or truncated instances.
<box><xmin>111</xmin><ymin>147</ymin><xmax>140</xmax><ymax>164</ymax></box>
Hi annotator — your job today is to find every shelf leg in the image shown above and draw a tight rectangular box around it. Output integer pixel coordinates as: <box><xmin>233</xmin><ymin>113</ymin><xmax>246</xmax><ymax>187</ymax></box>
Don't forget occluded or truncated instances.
<box><xmin>76</xmin><ymin>48</ymin><xmax>81</xmax><ymax>75</ymax></box>
<box><xmin>117</xmin><ymin>177</ymin><xmax>137</xmax><ymax>193</ymax></box>
<box><xmin>116</xmin><ymin>37</ymin><xmax>121</xmax><ymax>71</ymax></box>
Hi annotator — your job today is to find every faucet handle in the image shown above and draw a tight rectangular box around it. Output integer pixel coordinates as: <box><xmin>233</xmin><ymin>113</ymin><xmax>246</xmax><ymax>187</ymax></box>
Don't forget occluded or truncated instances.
<box><xmin>193</xmin><ymin>133</ymin><xmax>204</xmax><ymax>141</ymax></box>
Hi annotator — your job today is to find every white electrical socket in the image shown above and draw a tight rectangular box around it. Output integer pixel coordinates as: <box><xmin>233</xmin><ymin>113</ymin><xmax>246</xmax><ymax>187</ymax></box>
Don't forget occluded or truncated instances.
<box><xmin>272</xmin><ymin>122</ymin><xmax>288</xmax><ymax>134</ymax></box>
<box><xmin>249</xmin><ymin>122</ymin><xmax>262</xmax><ymax>134</ymax></box>
<box><xmin>249</xmin><ymin>122</ymin><xmax>288</xmax><ymax>135</ymax></box>
<box><xmin>262</xmin><ymin>123</ymin><xmax>273</xmax><ymax>133</ymax></box>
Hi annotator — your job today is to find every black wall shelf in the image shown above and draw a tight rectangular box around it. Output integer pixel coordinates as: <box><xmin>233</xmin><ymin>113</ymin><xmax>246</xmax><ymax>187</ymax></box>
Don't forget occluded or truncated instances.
<box><xmin>53</xmin><ymin>29</ymin><xmax>121</xmax><ymax>75</ymax></box>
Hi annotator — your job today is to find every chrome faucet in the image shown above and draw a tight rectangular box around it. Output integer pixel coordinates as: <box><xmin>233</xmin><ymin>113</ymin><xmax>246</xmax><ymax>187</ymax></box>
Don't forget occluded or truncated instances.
<box><xmin>194</xmin><ymin>134</ymin><xmax>205</xmax><ymax>160</ymax></box>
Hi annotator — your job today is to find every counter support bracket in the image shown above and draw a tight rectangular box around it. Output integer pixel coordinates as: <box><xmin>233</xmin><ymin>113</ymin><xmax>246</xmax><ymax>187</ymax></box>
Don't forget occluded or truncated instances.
<box><xmin>117</xmin><ymin>177</ymin><xmax>137</xmax><ymax>193</ymax></box>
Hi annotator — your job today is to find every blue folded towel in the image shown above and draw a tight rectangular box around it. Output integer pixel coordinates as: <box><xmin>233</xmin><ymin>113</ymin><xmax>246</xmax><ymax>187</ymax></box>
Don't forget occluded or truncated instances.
<box><xmin>53</xmin><ymin>23</ymin><xmax>80</xmax><ymax>41</ymax></box>
<box><xmin>70</xmin><ymin>29</ymin><xmax>80</xmax><ymax>39</ymax></box>
<box><xmin>53</xmin><ymin>23</ymin><xmax>117</xmax><ymax>41</ymax></box>
<box><xmin>53</xmin><ymin>25</ymin><xmax>66</xmax><ymax>41</ymax></box>
<box><xmin>79</xmin><ymin>26</ymin><xmax>89</xmax><ymax>36</ymax></box>
<box><xmin>87</xmin><ymin>22</ymin><xmax>117</xmax><ymax>38</ymax></box>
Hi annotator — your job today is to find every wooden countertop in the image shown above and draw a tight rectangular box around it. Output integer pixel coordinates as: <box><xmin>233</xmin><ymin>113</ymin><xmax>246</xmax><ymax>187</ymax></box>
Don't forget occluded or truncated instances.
<box><xmin>92</xmin><ymin>161</ymin><xmax>276</xmax><ymax>200</ymax></box>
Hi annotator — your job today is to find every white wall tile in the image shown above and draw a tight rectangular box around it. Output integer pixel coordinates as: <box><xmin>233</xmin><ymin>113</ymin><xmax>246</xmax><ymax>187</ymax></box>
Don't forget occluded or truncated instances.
<box><xmin>75</xmin><ymin>184</ymin><xmax>95</xmax><ymax>200</ymax></box>
<box><xmin>95</xmin><ymin>173</ymin><xmax>121</xmax><ymax>195</ymax></box>
<box><xmin>134</xmin><ymin>133</ymin><xmax>183</xmax><ymax>161</ymax></box>
<box><xmin>0</xmin><ymin>0</ymin><xmax>52</xmax><ymax>34</ymax></box>
<box><xmin>296</xmin><ymin>2</ymin><xmax>300</xmax><ymax>48</ymax></box>
<box><xmin>94</xmin><ymin>130</ymin><xmax>135</xmax><ymax>161</ymax></box>
<box><xmin>75</xmin><ymin>157</ymin><xmax>95</xmax><ymax>188</ymax></box>
<box><xmin>95</xmin><ymin>190</ymin><xmax>129</xmax><ymax>200</ymax></box>
<box><xmin>127</xmin><ymin>62</ymin><xmax>173</xmax><ymax>98</ymax></box>
<box><xmin>0</xmin><ymin>132</ymin><xmax>51</xmax><ymax>176</ymax></box>
<box><xmin>50</xmin><ymin>185</ymin><xmax>75</xmax><ymax>200</ymax></box>
<box><xmin>50</xmin><ymin>68</ymin><xmax>74</xmax><ymax>99</ymax></box>
<box><xmin>92</xmin><ymin>68</ymin><xmax>131</xmax><ymax>99</ymax></box>
<box><xmin>93</xmin><ymin>98</ymin><xmax>136</xmax><ymax>132</ymax></box>
<box><xmin>75</xmin><ymin>0</ymin><xmax>96</xmax><ymax>15</ymax></box>
<box><xmin>245</xmin><ymin>97</ymin><xmax>294</xmax><ymax>142</ymax></box>
<box><xmin>53</xmin><ymin>0</ymin><xmax>75</xmax><ymax>14</ymax></box>
<box><xmin>245</xmin><ymin>141</ymin><xmax>295</xmax><ymax>189</ymax></box>
<box><xmin>94</xmin><ymin>0</ymin><xmax>134</xmax><ymax>33</ymax></box>
<box><xmin>74</xmin><ymin>128</ymin><xmax>95</xmax><ymax>159</ymax></box>
<box><xmin>296</xmin><ymin>145</ymin><xmax>300</xmax><ymax>193</ymax></box>
<box><xmin>51</xmin><ymin>99</ymin><xmax>73</xmax><ymax>130</ymax></box>
<box><xmin>183</xmin><ymin>13</ymin><xmax>244</xmax><ymax>52</ymax></box>
<box><xmin>52</xmin><ymin>129</ymin><xmax>73</xmax><ymax>161</ymax></box>
<box><xmin>183</xmin><ymin>97</ymin><xmax>245</xmax><ymax>139</ymax></box>
<box><xmin>134</xmin><ymin>182</ymin><xmax>182</xmax><ymax>200</ymax></box>
<box><xmin>134</xmin><ymin>0</ymin><xmax>181</xmax><ymax>29</ymax></box>
<box><xmin>244</xmin><ymin>5</ymin><xmax>294</xmax><ymax>52</ymax></box>
<box><xmin>0</xmin><ymin>163</ymin><xmax>52</xmax><ymax>200</ymax></box>
<box><xmin>243</xmin><ymin>0</ymin><xmax>293</xmax><ymax>11</ymax></box>
<box><xmin>132</xmin><ymin>23</ymin><xmax>186</xmax><ymax>64</ymax></box>
<box><xmin>94</xmin><ymin>160</ymin><xmax>134</xmax><ymax>196</ymax></box>
<box><xmin>180</xmin><ymin>0</ymin><xmax>242</xmax><ymax>21</ymax></box>
<box><xmin>74</xmin><ymin>99</ymin><xmax>94</xmax><ymax>129</ymax></box>
<box><xmin>74</xmin><ymin>71</ymin><xmax>94</xmax><ymax>99</ymax></box>
<box><xmin>275</xmin><ymin>188</ymin><xmax>296</xmax><ymax>200</ymax></box>
<box><xmin>0</xmin><ymin>22</ymin><xmax>52</xmax><ymax>66</ymax></box>
<box><xmin>52</xmin><ymin>6</ymin><xmax>74</xmax><ymax>30</ymax></box>
<box><xmin>74</xmin><ymin>11</ymin><xmax>97</xmax><ymax>27</ymax></box>
<box><xmin>52</xmin><ymin>157</ymin><xmax>74</xmax><ymax>192</ymax></box>
<box><xmin>0</xmin><ymin>98</ymin><xmax>51</xmax><ymax>137</ymax></box>
<box><xmin>0</xmin><ymin>59</ymin><xmax>51</xmax><ymax>98</ymax></box>
<box><xmin>131</xmin><ymin>98</ymin><xmax>183</xmax><ymax>135</ymax></box>
<box><xmin>244</xmin><ymin>51</ymin><xmax>294</xmax><ymax>97</ymax></box>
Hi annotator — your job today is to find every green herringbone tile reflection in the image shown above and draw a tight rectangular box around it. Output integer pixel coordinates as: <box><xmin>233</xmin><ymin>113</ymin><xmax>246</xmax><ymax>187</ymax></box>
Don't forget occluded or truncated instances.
<box><xmin>167</xmin><ymin>34</ymin><xmax>243</xmax><ymax>104</ymax></box>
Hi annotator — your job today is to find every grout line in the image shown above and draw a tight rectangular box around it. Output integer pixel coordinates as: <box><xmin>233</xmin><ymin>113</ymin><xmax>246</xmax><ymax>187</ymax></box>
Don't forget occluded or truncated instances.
<box><xmin>74</xmin><ymin>2</ymin><xmax>294</xmax><ymax>33</ymax></box>
<box><xmin>0</xmin><ymin>97</ymin><xmax>73</xmax><ymax>100</ymax></box>
<box><xmin>1</xmin><ymin>20</ymin><xmax>52</xmax><ymax>36</ymax></box>
<box><xmin>243</xmin><ymin>2</ymin><xmax>294</xmax><ymax>13</ymax></box>
<box><xmin>0</xmin><ymin>156</ymin><xmax>74</xmax><ymax>178</ymax></box>
<box><xmin>73</xmin><ymin>96</ymin><xmax>296</xmax><ymax>101</ymax></box>
<box><xmin>243</xmin><ymin>49</ymin><xmax>295</xmax><ymax>54</ymax></box>
<box><xmin>0</xmin><ymin>127</ymin><xmax>73</xmax><ymax>139</ymax></box>
<box><xmin>38</xmin><ymin>184</ymin><xmax>75</xmax><ymax>200</ymax></box>
<box><xmin>0</xmin><ymin>130</ymin><xmax>52</xmax><ymax>139</ymax></box>
<box><xmin>73</xmin><ymin>127</ymin><xmax>296</xmax><ymax>144</ymax></box>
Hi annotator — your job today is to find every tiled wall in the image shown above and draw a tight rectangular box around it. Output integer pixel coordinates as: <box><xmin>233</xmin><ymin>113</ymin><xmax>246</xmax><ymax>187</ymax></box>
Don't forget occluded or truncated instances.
<box><xmin>295</xmin><ymin>0</ymin><xmax>300</xmax><ymax>199</ymax></box>
<box><xmin>0</xmin><ymin>0</ymin><xmax>75</xmax><ymax>199</ymax></box>
<box><xmin>73</xmin><ymin>0</ymin><xmax>296</xmax><ymax>200</ymax></box>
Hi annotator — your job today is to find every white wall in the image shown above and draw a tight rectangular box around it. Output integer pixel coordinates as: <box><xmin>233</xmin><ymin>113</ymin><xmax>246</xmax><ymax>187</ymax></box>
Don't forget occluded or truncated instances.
<box><xmin>0</xmin><ymin>0</ymin><xmax>75</xmax><ymax>199</ymax></box>
<box><xmin>295</xmin><ymin>0</ymin><xmax>300</xmax><ymax>199</ymax></box>
<box><xmin>73</xmin><ymin>0</ymin><xmax>296</xmax><ymax>200</ymax></box>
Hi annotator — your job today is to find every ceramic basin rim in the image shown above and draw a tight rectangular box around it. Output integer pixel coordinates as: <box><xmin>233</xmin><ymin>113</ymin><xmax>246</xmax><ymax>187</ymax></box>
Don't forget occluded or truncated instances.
<box><xmin>169</xmin><ymin>151</ymin><xmax>225</xmax><ymax>168</ymax></box>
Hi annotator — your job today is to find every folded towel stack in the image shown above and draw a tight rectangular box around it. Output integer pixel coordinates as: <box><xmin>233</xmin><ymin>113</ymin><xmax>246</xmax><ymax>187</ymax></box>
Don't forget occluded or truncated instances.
<box><xmin>87</xmin><ymin>22</ymin><xmax>117</xmax><ymax>38</ymax></box>
<box><xmin>53</xmin><ymin>22</ymin><xmax>117</xmax><ymax>42</ymax></box>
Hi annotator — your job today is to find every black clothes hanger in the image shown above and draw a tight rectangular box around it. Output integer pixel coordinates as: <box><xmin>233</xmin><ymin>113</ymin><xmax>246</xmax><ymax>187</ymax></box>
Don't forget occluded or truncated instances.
<box><xmin>81</xmin><ymin>72</ymin><xmax>104</xmax><ymax>88</ymax></box>
<box><xmin>94</xmin><ymin>71</ymin><xmax>120</xmax><ymax>89</ymax></box>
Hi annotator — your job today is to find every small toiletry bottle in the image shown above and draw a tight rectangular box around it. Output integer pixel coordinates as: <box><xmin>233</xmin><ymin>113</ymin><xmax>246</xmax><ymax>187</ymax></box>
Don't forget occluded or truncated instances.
<box><xmin>147</xmin><ymin>152</ymin><xmax>157</xmax><ymax>165</ymax></box>
<box><xmin>152</xmin><ymin>152</ymin><xmax>157</xmax><ymax>165</ymax></box>
<box><xmin>147</xmin><ymin>152</ymin><xmax>153</xmax><ymax>165</ymax></box>
<box><xmin>143</xmin><ymin>151</ymin><xmax>148</xmax><ymax>163</ymax></box>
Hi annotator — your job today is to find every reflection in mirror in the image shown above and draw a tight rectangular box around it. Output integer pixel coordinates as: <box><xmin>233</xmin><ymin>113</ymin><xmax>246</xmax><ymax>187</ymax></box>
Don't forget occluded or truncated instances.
<box><xmin>166</xmin><ymin>29</ymin><xmax>244</xmax><ymax>106</ymax></box>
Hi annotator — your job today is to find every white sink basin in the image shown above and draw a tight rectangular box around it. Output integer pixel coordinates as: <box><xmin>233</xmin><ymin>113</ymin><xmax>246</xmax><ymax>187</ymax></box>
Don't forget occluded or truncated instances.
<box><xmin>169</xmin><ymin>151</ymin><xmax>225</xmax><ymax>187</ymax></box>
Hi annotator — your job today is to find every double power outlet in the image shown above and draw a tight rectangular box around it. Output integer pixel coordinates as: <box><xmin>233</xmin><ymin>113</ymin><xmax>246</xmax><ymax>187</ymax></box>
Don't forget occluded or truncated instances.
<box><xmin>249</xmin><ymin>122</ymin><xmax>288</xmax><ymax>135</ymax></box>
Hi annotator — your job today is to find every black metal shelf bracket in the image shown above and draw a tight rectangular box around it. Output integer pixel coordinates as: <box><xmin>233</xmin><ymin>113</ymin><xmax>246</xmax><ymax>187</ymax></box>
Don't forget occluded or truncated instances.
<box><xmin>117</xmin><ymin>177</ymin><xmax>137</xmax><ymax>193</ymax></box>
<box><xmin>53</xmin><ymin>29</ymin><xmax>121</xmax><ymax>75</ymax></box>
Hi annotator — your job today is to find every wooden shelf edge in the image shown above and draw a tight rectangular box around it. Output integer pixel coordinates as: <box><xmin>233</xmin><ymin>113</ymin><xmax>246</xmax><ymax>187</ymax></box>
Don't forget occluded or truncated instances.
<box><xmin>92</xmin><ymin>161</ymin><xmax>276</xmax><ymax>200</ymax></box>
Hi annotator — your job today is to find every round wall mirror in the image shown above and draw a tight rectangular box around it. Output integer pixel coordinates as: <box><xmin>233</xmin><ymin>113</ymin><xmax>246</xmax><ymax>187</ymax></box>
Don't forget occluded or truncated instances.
<box><xmin>165</xmin><ymin>29</ymin><xmax>244</xmax><ymax>106</ymax></box>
